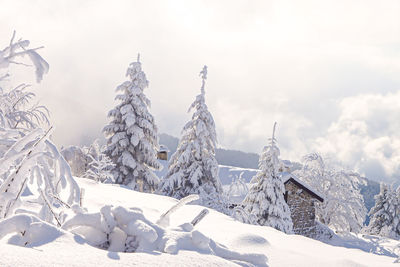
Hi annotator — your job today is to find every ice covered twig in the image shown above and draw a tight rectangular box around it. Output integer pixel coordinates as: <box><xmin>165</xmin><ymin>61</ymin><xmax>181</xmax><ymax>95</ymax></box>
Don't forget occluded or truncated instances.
<box><xmin>0</xmin><ymin>31</ymin><xmax>49</xmax><ymax>82</ymax></box>
<box><xmin>0</xmin><ymin>127</ymin><xmax>53</xmax><ymax>218</ymax></box>
<box><xmin>157</xmin><ymin>194</ymin><xmax>199</xmax><ymax>227</ymax></box>
<box><xmin>191</xmin><ymin>208</ymin><xmax>209</xmax><ymax>227</ymax></box>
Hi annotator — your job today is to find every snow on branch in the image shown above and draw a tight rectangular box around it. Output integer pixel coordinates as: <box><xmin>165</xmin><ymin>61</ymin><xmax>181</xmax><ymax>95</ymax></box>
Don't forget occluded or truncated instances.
<box><xmin>0</xmin><ymin>31</ymin><xmax>49</xmax><ymax>83</ymax></box>
<box><xmin>157</xmin><ymin>194</ymin><xmax>199</xmax><ymax>227</ymax></box>
<box><xmin>0</xmin><ymin>126</ymin><xmax>81</xmax><ymax>224</ymax></box>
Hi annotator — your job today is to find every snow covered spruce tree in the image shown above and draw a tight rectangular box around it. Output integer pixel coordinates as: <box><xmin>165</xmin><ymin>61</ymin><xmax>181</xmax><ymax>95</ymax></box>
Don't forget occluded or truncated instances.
<box><xmin>103</xmin><ymin>55</ymin><xmax>161</xmax><ymax>192</ymax></box>
<box><xmin>239</xmin><ymin>123</ymin><xmax>293</xmax><ymax>233</ymax></box>
<box><xmin>160</xmin><ymin>66</ymin><xmax>226</xmax><ymax>212</ymax></box>
<box><xmin>366</xmin><ymin>183</ymin><xmax>400</xmax><ymax>239</ymax></box>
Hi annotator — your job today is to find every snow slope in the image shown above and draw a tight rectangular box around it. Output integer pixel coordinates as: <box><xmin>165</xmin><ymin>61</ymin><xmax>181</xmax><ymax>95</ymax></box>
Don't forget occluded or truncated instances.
<box><xmin>1</xmin><ymin>177</ymin><xmax>398</xmax><ymax>267</ymax></box>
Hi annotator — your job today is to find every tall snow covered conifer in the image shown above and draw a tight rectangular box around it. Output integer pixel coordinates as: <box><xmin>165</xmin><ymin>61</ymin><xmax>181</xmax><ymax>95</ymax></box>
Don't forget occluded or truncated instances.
<box><xmin>160</xmin><ymin>66</ymin><xmax>225</xmax><ymax>211</ymax></box>
<box><xmin>366</xmin><ymin>183</ymin><xmax>400</xmax><ymax>239</ymax></box>
<box><xmin>240</xmin><ymin>123</ymin><xmax>293</xmax><ymax>233</ymax></box>
<box><xmin>103</xmin><ymin>55</ymin><xmax>161</xmax><ymax>192</ymax></box>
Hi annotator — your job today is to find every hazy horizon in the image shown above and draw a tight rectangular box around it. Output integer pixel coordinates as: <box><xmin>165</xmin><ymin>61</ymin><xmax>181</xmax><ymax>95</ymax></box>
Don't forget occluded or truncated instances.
<box><xmin>1</xmin><ymin>0</ymin><xmax>400</xmax><ymax>183</ymax></box>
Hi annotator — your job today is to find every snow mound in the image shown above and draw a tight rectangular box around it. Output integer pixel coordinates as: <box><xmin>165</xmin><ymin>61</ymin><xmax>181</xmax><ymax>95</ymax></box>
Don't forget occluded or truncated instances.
<box><xmin>0</xmin><ymin>177</ymin><xmax>399</xmax><ymax>266</ymax></box>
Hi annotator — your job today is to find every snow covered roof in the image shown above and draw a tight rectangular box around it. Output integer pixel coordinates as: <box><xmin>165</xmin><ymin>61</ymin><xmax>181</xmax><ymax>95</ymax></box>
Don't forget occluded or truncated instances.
<box><xmin>281</xmin><ymin>172</ymin><xmax>324</xmax><ymax>202</ymax></box>
<box><xmin>159</xmin><ymin>145</ymin><xmax>170</xmax><ymax>152</ymax></box>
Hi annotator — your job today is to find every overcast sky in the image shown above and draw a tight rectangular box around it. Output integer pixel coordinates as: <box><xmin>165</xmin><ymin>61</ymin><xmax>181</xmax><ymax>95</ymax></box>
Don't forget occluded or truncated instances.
<box><xmin>1</xmin><ymin>0</ymin><xmax>400</xmax><ymax>183</ymax></box>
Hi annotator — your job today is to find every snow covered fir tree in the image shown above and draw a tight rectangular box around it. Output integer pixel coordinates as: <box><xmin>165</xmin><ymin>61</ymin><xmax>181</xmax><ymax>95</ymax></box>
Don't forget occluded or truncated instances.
<box><xmin>103</xmin><ymin>55</ymin><xmax>161</xmax><ymax>192</ymax></box>
<box><xmin>366</xmin><ymin>183</ymin><xmax>400</xmax><ymax>239</ymax></box>
<box><xmin>159</xmin><ymin>66</ymin><xmax>226</xmax><ymax>212</ymax></box>
<box><xmin>239</xmin><ymin>123</ymin><xmax>293</xmax><ymax>234</ymax></box>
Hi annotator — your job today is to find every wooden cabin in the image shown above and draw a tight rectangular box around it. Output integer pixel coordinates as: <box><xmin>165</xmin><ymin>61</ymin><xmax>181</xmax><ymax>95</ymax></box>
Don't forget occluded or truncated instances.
<box><xmin>157</xmin><ymin>145</ymin><xmax>169</xmax><ymax>161</ymax></box>
<box><xmin>282</xmin><ymin>173</ymin><xmax>324</xmax><ymax>238</ymax></box>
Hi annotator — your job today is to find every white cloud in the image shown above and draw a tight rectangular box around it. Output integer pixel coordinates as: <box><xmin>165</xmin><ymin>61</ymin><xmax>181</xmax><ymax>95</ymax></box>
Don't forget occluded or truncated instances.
<box><xmin>1</xmin><ymin>0</ymin><xmax>400</xmax><ymax>182</ymax></box>
<box><xmin>315</xmin><ymin>91</ymin><xmax>400</xmax><ymax>182</ymax></box>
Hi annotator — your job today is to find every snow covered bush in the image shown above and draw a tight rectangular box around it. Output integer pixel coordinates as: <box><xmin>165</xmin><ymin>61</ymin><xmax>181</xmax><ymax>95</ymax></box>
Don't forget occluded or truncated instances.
<box><xmin>61</xmin><ymin>140</ymin><xmax>114</xmax><ymax>183</ymax></box>
<box><xmin>0</xmin><ymin>214</ymin><xmax>63</xmax><ymax>247</ymax></box>
<box><xmin>60</xmin><ymin>145</ymin><xmax>89</xmax><ymax>177</ymax></box>
<box><xmin>365</xmin><ymin>183</ymin><xmax>400</xmax><ymax>239</ymax></box>
<box><xmin>160</xmin><ymin>66</ymin><xmax>227</xmax><ymax>213</ymax></box>
<box><xmin>0</xmin><ymin>84</ymin><xmax>49</xmax><ymax>130</ymax></box>
<box><xmin>59</xmin><ymin>196</ymin><xmax>267</xmax><ymax>266</ymax></box>
<box><xmin>227</xmin><ymin>172</ymin><xmax>248</xmax><ymax>204</ymax></box>
<box><xmin>0</xmin><ymin>31</ymin><xmax>49</xmax><ymax>132</ymax></box>
<box><xmin>294</xmin><ymin>153</ymin><xmax>367</xmax><ymax>233</ymax></box>
<box><xmin>0</xmin><ymin>32</ymin><xmax>81</xmax><ymax>226</ymax></box>
<box><xmin>83</xmin><ymin>140</ymin><xmax>115</xmax><ymax>183</ymax></box>
<box><xmin>239</xmin><ymin>123</ymin><xmax>293</xmax><ymax>234</ymax></box>
<box><xmin>0</xmin><ymin>127</ymin><xmax>81</xmax><ymax>225</ymax></box>
<box><xmin>62</xmin><ymin>205</ymin><xmax>159</xmax><ymax>252</ymax></box>
<box><xmin>103</xmin><ymin>55</ymin><xmax>161</xmax><ymax>192</ymax></box>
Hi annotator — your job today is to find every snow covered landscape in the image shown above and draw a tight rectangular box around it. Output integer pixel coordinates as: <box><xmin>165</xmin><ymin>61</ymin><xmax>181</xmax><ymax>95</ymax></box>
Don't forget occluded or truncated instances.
<box><xmin>1</xmin><ymin>177</ymin><xmax>399</xmax><ymax>267</ymax></box>
<box><xmin>2</xmin><ymin>1</ymin><xmax>400</xmax><ymax>266</ymax></box>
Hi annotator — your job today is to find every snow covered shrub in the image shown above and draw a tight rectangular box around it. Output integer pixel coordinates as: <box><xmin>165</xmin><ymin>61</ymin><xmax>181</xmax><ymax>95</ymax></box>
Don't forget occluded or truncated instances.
<box><xmin>103</xmin><ymin>55</ymin><xmax>161</xmax><ymax>192</ymax></box>
<box><xmin>365</xmin><ymin>183</ymin><xmax>400</xmax><ymax>239</ymax></box>
<box><xmin>0</xmin><ymin>214</ymin><xmax>63</xmax><ymax>247</ymax></box>
<box><xmin>0</xmin><ymin>127</ymin><xmax>81</xmax><ymax>224</ymax></box>
<box><xmin>60</xmin><ymin>196</ymin><xmax>267</xmax><ymax>266</ymax></box>
<box><xmin>0</xmin><ymin>84</ymin><xmax>49</xmax><ymax>130</ymax></box>
<box><xmin>314</xmin><ymin>221</ymin><xmax>336</xmax><ymax>241</ymax></box>
<box><xmin>227</xmin><ymin>172</ymin><xmax>248</xmax><ymax>204</ymax></box>
<box><xmin>61</xmin><ymin>140</ymin><xmax>114</xmax><ymax>183</ymax></box>
<box><xmin>239</xmin><ymin>123</ymin><xmax>293</xmax><ymax>234</ymax></box>
<box><xmin>160</xmin><ymin>66</ymin><xmax>227</xmax><ymax>213</ymax></box>
<box><xmin>294</xmin><ymin>153</ymin><xmax>367</xmax><ymax>233</ymax></box>
<box><xmin>83</xmin><ymin>140</ymin><xmax>115</xmax><ymax>183</ymax></box>
<box><xmin>62</xmin><ymin>205</ymin><xmax>159</xmax><ymax>252</ymax></box>
<box><xmin>0</xmin><ymin>31</ymin><xmax>49</xmax><ymax>132</ymax></box>
<box><xmin>60</xmin><ymin>145</ymin><xmax>89</xmax><ymax>177</ymax></box>
<box><xmin>0</xmin><ymin>32</ymin><xmax>81</xmax><ymax>225</ymax></box>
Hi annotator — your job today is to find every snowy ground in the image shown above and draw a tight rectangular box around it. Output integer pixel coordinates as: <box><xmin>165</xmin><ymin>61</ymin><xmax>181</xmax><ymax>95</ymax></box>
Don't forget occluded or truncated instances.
<box><xmin>1</xmin><ymin>177</ymin><xmax>399</xmax><ymax>267</ymax></box>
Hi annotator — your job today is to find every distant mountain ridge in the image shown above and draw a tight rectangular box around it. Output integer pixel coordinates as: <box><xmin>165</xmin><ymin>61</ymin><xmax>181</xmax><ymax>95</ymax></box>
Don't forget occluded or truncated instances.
<box><xmin>159</xmin><ymin>133</ymin><xmax>380</xmax><ymax>223</ymax></box>
<box><xmin>159</xmin><ymin>133</ymin><xmax>260</xmax><ymax>169</ymax></box>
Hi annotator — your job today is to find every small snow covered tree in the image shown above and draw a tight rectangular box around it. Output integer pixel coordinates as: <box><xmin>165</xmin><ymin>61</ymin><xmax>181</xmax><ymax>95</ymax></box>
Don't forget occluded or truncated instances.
<box><xmin>83</xmin><ymin>140</ymin><xmax>115</xmax><ymax>183</ymax></box>
<box><xmin>61</xmin><ymin>145</ymin><xmax>89</xmax><ymax>177</ymax></box>
<box><xmin>294</xmin><ymin>153</ymin><xmax>367</xmax><ymax>233</ymax></box>
<box><xmin>227</xmin><ymin>172</ymin><xmax>248</xmax><ymax>204</ymax></box>
<box><xmin>103</xmin><ymin>55</ymin><xmax>161</xmax><ymax>192</ymax></box>
<box><xmin>366</xmin><ymin>183</ymin><xmax>400</xmax><ymax>239</ymax></box>
<box><xmin>160</xmin><ymin>66</ymin><xmax>226</xmax><ymax>212</ymax></box>
<box><xmin>240</xmin><ymin>123</ymin><xmax>293</xmax><ymax>233</ymax></box>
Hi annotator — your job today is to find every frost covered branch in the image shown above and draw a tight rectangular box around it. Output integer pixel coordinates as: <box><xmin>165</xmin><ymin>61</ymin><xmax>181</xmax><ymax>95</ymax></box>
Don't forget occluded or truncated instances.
<box><xmin>0</xmin><ymin>31</ymin><xmax>49</xmax><ymax>83</ymax></box>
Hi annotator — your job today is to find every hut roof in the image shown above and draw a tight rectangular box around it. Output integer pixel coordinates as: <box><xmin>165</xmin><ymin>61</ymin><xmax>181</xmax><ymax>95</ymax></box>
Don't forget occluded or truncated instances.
<box><xmin>282</xmin><ymin>172</ymin><xmax>324</xmax><ymax>202</ymax></box>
